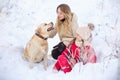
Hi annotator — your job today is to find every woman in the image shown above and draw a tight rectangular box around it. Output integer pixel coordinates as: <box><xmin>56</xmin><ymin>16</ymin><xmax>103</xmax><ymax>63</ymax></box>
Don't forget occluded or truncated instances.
<box><xmin>49</xmin><ymin>4</ymin><xmax>79</xmax><ymax>59</ymax></box>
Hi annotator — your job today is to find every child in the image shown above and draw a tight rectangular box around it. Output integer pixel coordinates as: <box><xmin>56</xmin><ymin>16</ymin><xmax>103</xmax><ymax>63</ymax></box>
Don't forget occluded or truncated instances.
<box><xmin>53</xmin><ymin>23</ymin><xmax>97</xmax><ymax>73</ymax></box>
<box><xmin>77</xmin><ymin>23</ymin><xmax>97</xmax><ymax>64</ymax></box>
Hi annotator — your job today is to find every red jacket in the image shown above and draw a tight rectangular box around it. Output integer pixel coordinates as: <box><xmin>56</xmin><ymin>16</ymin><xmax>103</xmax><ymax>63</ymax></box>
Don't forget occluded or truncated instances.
<box><xmin>54</xmin><ymin>43</ymin><xmax>81</xmax><ymax>73</ymax></box>
<box><xmin>54</xmin><ymin>43</ymin><xmax>97</xmax><ymax>73</ymax></box>
<box><xmin>62</xmin><ymin>43</ymin><xmax>81</xmax><ymax>67</ymax></box>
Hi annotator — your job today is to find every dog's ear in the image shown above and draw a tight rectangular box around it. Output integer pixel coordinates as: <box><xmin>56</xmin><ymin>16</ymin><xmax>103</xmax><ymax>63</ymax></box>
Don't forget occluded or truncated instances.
<box><xmin>88</xmin><ymin>23</ymin><xmax>94</xmax><ymax>31</ymax></box>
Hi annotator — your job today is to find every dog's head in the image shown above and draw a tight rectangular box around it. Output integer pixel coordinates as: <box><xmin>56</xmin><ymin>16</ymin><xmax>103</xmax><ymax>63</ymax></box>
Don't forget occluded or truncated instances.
<box><xmin>35</xmin><ymin>22</ymin><xmax>54</xmax><ymax>38</ymax></box>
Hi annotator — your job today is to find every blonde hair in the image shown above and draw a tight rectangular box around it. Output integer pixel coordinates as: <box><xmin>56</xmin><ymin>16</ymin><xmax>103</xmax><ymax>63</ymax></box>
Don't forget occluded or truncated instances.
<box><xmin>56</xmin><ymin>4</ymin><xmax>73</xmax><ymax>36</ymax></box>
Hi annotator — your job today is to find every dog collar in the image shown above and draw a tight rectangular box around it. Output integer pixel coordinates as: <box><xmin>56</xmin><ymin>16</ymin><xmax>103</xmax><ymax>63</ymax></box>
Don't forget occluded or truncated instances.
<box><xmin>35</xmin><ymin>33</ymin><xmax>47</xmax><ymax>40</ymax></box>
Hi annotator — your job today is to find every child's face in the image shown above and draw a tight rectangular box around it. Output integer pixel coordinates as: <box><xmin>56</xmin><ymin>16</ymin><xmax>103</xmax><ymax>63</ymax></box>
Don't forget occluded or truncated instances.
<box><xmin>76</xmin><ymin>34</ymin><xmax>82</xmax><ymax>42</ymax></box>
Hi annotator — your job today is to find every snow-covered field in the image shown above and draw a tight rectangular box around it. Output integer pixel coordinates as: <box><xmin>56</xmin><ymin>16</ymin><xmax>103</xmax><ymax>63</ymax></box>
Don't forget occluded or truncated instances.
<box><xmin>0</xmin><ymin>0</ymin><xmax>120</xmax><ymax>80</ymax></box>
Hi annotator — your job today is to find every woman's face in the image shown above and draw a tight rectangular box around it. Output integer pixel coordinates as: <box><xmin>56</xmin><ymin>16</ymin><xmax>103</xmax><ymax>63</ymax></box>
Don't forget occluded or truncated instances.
<box><xmin>57</xmin><ymin>8</ymin><xmax>65</xmax><ymax>20</ymax></box>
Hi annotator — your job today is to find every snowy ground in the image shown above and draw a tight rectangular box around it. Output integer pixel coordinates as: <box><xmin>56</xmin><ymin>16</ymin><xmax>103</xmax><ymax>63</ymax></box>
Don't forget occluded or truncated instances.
<box><xmin>0</xmin><ymin>0</ymin><xmax>120</xmax><ymax>80</ymax></box>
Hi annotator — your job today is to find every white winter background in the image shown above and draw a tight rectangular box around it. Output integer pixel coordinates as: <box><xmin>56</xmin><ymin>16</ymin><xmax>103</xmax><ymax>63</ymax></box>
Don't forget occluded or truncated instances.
<box><xmin>0</xmin><ymin>0</ymin><xmax>120</xmax><ymax>80</ymax></box>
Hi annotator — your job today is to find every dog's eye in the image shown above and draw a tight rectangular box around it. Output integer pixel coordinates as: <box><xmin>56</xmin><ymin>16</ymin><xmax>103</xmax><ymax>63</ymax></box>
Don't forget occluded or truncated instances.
<box><xmin>45</xmin><ymin>23</ymin><xmax>47</xmax><ymax>26</ymax></box>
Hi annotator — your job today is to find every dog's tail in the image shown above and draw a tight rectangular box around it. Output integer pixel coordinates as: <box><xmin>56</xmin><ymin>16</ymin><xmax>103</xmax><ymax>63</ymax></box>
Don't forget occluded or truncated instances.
<box><xmin>88</xmin><ymin>23</ymin><xmax>95</xmax><ymax>31</ymax></box>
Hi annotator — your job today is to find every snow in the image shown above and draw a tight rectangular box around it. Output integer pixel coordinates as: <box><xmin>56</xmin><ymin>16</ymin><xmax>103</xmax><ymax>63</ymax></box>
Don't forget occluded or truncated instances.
<box><xmin>0</xmin><ymin>0</ymin><xmax>120</xmax><ymax>80</ymax></box>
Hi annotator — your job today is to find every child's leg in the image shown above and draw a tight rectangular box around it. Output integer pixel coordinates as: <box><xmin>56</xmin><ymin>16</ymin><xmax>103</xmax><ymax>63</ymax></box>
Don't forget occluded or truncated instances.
<box><xmin>88</xmin><ymin>55</ymin><xmax>97</xmax><ymax>63</ymax></box>
<box><xmin>63</xmin><ymin>67</ymin><xmax>72</xmax><ymax>73</ymax></box>
<box><xmin>86</xmin><ymin>46</ymin><xmax>97</xmax><ymax>63</ymax></box>
<box><xmin>54</xmin><ymin>61</ymin><xmax>61</xmax><ymax>71</ymax></box>
<box><xmin>58</xmin><ymin>55</ymin><xmax>72</xmax><ymax>73</ymax></box>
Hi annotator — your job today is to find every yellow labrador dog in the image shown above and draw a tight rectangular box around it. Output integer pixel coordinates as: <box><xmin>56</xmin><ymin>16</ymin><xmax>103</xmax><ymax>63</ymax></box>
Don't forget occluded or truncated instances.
<box><xmin>24</xmin><ymin>22</ymin><xmax>54</xmax><ymax>70</ymax></box>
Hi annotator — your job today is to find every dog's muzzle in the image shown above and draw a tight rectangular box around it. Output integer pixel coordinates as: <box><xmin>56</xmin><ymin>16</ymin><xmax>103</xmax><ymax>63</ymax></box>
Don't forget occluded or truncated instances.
<box><xmin>47</xmin><ymin>27</ymin><xmax>54</xmax><ymax>32</ymax></box>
